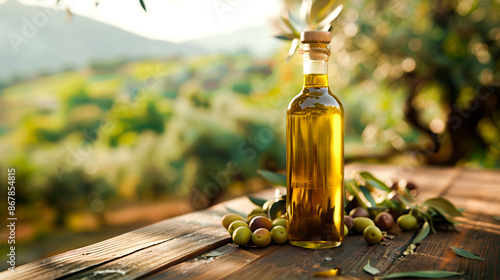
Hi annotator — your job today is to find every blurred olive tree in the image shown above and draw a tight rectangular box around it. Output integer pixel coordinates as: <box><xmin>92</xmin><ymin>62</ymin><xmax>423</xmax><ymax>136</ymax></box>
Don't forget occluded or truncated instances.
<box><xmin>274</xmin><ymin>0</ymin><xmax>500</xmax><ymax>166</ymax></box>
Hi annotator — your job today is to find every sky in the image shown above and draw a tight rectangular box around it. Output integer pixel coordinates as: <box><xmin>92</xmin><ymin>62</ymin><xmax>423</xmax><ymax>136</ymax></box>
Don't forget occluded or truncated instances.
<box><xmin>13</xmin><ymin>0</ymin><xmax>282</xmax><ymax>42</ymax></box>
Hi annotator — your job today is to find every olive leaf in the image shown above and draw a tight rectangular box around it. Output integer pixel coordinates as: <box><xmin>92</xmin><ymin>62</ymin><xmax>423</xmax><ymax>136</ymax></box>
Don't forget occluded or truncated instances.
<box><xmin>363</xmin><ymin>260</ymin><xmax>380</xmax><ymax>276</ymax></box>
<box><xmin>269</xmin><ymin>200</ymin><xmax>286</xmax><ymax>220</ymax></box>
<box><xmin>285</xmin><ymin>38</ymin><xmax>299</xmax><ymax>64</ymax></box>
<box><xmin>417</xmin><ymin>210</ymin><xmax>437</xmax><ymax>234</ymax></box>
<box><xmin>313</xmin><ymin>4</ymin><xmax>343</xmax><ymax>31</ymax></box>
<box><xmin>402</xmin><ymin>188</ymin><xmax>417</xmax><ymax>201</ymax></box>
<box><xmin>248</xmin><ymin>196</ymin><xmax>267</xmax><ymax>208</ymax></box>
<box><xmin>428</xmin><ymin>207</ymin><xmax>459</xmax><ymax>225</ymax></box>
<box><xmin>280</xmin><ymin>10</ymin><xmax>300</xmax><ymax>36</ymax></box>
<box><xmin>311</xmin><ymin>0</ymin><xmax>337</xmax><ymax>24</ymax></box>
<box><xmin>139</xmin><ymin>0</ymin><xmax>146</xmax><ymax>11</ymax></box>
<box><xmin>359</xmin><ymin>171</ymin><xmax>392</xmax><ymax>192</ymax></box>
<box><xmin>423</xmin><ymin>198</ymin><xmax>463</xmax><ymax>217</ymax></box>
<box><xmin>224</xmin><ymin>206</ymin><xmax>246</xmax><ymax>218</ymax></box>
<box><xmin>382</xmin><ymin>198</ymin><xmax>402</xmax><ymax>213</ymax></box>
<box><xmin>397</xmin><ymin>188</ymin><xmax>416</xmax><ymax>207</ymax></box>
<box><xmin>300</xmin><ymin>0</ymin><xmax>313</xmax><ymax>24</ymax></box>
<box><xmin>257</xmin><ymin>169</ymin><xmax>286</xmax><ymax>186</ymax></box>
<box><xmin>412</xmin><ymin>221</ymin><xmax>430</xmax><ymax>244</ymax></box>
<box><xmin>379</xmin><ymin>270</ymin><xmax>464</xmax><ymax>279</ymax></box>
<box><xmin>275</xmin><ymin>34</ymin><xmax>296</xmax><ymax>41</ymax></box>
<box><xmin>451</xmin><ymin>247</ymin><xmax>485</xmax><ymax>261</ymax></box>
<box><xmin>359</xmin><ymin>185</ymin><xmax>377</xmax><ymax>208</ymax></box>
<box><xmin>275</xmin><ymin>0</ymin><xmax>344</xmax><ymax>61</ymax></box>
<box><xmin>345</xmin><ymin>179</ymin><xmax>368</xmax><ymax>209</ymax></box>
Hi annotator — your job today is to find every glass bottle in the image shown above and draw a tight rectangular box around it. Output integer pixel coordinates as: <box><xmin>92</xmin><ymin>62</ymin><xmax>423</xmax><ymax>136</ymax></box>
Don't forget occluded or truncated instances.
<box><xmin>286</xmin><ymin>31</ymin><xmax>345</xmax><ymax>249</ymax></box>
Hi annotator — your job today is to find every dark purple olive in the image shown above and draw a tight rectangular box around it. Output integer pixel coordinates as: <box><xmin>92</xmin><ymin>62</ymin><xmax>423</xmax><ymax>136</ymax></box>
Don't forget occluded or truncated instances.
<box><xmin>344</xmin><ymin>215</ymin><xmax>354</xmax><ymax>231</ymax></box>
<box><xmin>405</xmin><ymin>181</ymin><xmax>417</xmax><ymax>190</ymax></box>
<box><xmin>349</xmin><ymin>207</ymin><xmax>370</xmax><ymax>218</ymax></box>
<box><xmin>374</xmin><ymin>212</ymin><xmax>394</xmax><ymax>231</ymax></box>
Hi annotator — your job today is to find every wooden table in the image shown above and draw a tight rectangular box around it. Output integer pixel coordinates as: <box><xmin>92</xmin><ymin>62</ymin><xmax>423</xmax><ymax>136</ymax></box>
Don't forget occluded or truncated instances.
<box><xmin>1</xmin><ymin>164</ymin><xmax>499</xmax><ymax>279</ymax></box>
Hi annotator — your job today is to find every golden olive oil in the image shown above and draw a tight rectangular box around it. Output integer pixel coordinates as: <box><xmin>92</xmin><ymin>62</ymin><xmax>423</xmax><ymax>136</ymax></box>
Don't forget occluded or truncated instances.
<box><xmin>286</xmin><ymin>32</ymin><xmax>344</xmax><ymax>249</ymax></box>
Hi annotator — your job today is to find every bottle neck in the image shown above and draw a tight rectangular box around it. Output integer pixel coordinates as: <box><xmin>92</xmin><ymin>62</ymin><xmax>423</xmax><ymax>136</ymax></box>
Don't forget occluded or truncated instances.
<box><xmin>300</xmin><ymin>43</ymin><xmax>330</xmax><ymax>88</ymax></box>
<box><xmin>303</xmin><ymin>60</ymin><xmax>328</xmax><ymax>87</ymax></box>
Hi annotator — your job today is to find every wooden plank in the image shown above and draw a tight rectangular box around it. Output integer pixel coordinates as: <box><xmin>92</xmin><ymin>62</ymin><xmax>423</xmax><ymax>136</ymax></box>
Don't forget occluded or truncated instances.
<box><xmin>64</xmin><ymin>225</ymin><xmax>231</xmax><ymax>279</ymax></box>
<box><xmin>0</xmin><ymin>185</ymin><xmax>278</xmax><ymax>280</ymax></box>
<box><xmin>379</xmin><ymin>168</ymin><xmax>500</xmax><ymax>280</ymax></box>
<box><xmin>148</xmin><ymin>227</ymin><xmax>417</xmax><ymax>280</ymax></box>
<box><xmin>60</xmin><ymin>188</ymin><xmax>285</xmax><ymax>279</ymax></box>
<box><xmin>217</xmin><ymin>229</ymin><xmax>417</xmax><ymax>280</ymax></box>
<box><xmin>0</xmin><ymin>192</ymin><xmax>262</xmax><ymax>280</ymax></box>
<box><xmin>1</xmin><ymin>164</ymin><xmax>475</xmax><ymax>279</ymax></box>
<box><xmin>0</xmin><ymin>211</ymin><xmax>221</xmax><ymax>280</ymax></box>
<box><xmin>146</xmin><ymin>244</ymin><xmax>281</xmax><ymax>280</ymax></box>
<box><xmin>380</xmin><ymin>210</ymin><xmax>499</xmax><ymax>279</ymax></box>
<box><xmin>440</xmin><ymin>168</ymin><xmax>500</xmax><ymax>216</ymax></box>
<box><xmin>62</xmin><ymin>188</ymin><xmax>283</xmax><ymax>279</ymax></box>
<box><xmin>147</xmin><ymin>164</ymin><xmax>463</xmax><ymax>280</ymax></box>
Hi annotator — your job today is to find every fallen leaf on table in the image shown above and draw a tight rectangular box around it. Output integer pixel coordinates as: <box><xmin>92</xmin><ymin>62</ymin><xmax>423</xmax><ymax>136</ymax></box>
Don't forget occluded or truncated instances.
<box><xmin>412</xmin><ymin>221</ymin><xmax>430</xmax><ymax>244</ymax></box>
<box><xmin>378</xmin><ymin>270</ymin><xmax>464</xmax><ymax>279</ymax></box>
<box><xmin>363</xmin><ymin>261</ymin><xmax>380</xmax><ymax>275</ymax></box>
<box><xmin>451</xmin><ymin>246</ymin><xmax>485</xmax><ymax>261</ymax></box>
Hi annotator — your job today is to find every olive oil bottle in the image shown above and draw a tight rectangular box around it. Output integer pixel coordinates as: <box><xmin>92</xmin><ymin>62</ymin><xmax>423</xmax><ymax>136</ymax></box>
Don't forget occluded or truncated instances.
<box><xmin>286</xmin><ymin>31</ymin><xmax>344</xmax><ymax>249</ymax></box>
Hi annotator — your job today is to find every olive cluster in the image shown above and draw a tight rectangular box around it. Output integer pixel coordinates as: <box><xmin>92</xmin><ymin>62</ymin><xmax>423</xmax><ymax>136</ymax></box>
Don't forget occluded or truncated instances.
<box><xmin>221</xmin><ymin>209</ymin><xmax>288</xmax><ymax>247</ymax></box>
<box><xmin>346</xmin><ymin>206</ymin><xmax>418</xmax><ymax>245</ymax></box>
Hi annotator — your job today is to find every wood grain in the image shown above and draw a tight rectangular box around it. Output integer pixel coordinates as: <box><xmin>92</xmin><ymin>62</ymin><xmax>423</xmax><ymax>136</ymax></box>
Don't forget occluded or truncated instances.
<box><xmin>0</xmin><ymin>211</ymin><xmax>219</xmax><ymax>280</ymax></box>
<box><xmin>146</xmin><ymin>244</ymin><xmax>282</xmax><ymax>280</ymax></box>
<box><xmin>65</xmin><ymin>225</ymin><xmax>231</xmax><ymax>280</ymax></box>
<box><xmin>0</xmin><ymin>193</ymin><xmax>259</xmax><ymax>280</ymax></box>
<box><xmin>380</xmin><ymin>167</ymin><xmax>500</xmax><ymax>280</ymax></box>
<box><xmin>147</xmin><ymin>165</ymin><xmax>470</xmax><ymax>280</ymax></box>
<box><xmin>1</xmin><ymin>164</ymin><xmax>497</xmax><ymax>280</ymax></box>
<box><xmin>214</xmin><ymin>229</ymin><xmax>415</xmax><ymax>280</ymax></box>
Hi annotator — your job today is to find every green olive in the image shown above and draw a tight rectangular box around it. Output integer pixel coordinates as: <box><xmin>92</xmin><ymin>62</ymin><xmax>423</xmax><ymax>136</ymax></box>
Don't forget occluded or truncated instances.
<box><xmin>352</xmin><ymin>217</ymin><xmax>375</xmax><ymax>234</ymax></box>
<box><xmin>248</xmin><ymin>207</ymin><xmax>266</xmax><ymax>216</ymax></box>
<box><xmin>252</xmin><ymin>228</ymin><xmax>272</xmax><ymax>247</ymax></box>
<box><xmin>221</xmin><ymin>213</ymin><xmax>245</xmax><ymax>229</ymax></box>
<box><xmin>397</xmin><ymin>214</ymin><xmax>417</xmax><ymax>231</ymax></box>
<box><xmin>228</xmin><ymin>220</ymin><xmax>249</xmax><ymax>236</ymax></box>
<box><xmin>270</xmin><ymin>226</ymin><xmax>288</xmax><ymax>244</ymax></box>
<box><xmin>272</xmin><ymin>218</ymin><xmax>287</xmax><ymax>229</ymax></box>
<box><xmin>232</xmin><ymin>227</ymin><xmax>252</xmax><ymax>246</ymax></box>
<box><xmin>363</xmin><ymin>225</ymin><xmax>382</xmax><ymax>245</ymax></box>
<box><xmin>344</xmin><ymin>224</ymin><xmax>349</xmax><ymax>237</ymax></box>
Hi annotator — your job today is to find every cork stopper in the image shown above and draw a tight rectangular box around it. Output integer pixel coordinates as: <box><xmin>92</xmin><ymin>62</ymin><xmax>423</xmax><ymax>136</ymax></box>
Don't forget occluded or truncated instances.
<box><xmin>299</xmin><ymin>31</ymin><xmax>331</xmax><ymax>60</ymax></box>
<box><xmin>300</xmin><ymin>31</ymin><xmax>331</xmax><ymax>44</ymax></box>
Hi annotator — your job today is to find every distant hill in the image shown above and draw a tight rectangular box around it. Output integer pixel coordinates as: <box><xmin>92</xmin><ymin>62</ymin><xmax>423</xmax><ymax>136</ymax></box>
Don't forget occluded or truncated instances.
<box><xmin>0</xmin><ymin>1</ymin><xmax>279</xmax><ymax>83</ymax></box>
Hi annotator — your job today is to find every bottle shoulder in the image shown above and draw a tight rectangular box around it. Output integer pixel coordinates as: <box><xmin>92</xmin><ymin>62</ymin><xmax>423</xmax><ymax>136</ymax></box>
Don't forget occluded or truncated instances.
<box><xmin>288</xmin><ymin>87</ymin><xmax>343</xmax><ymax>114</ymax></box>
